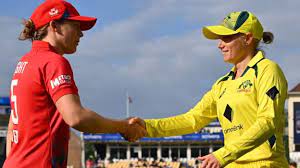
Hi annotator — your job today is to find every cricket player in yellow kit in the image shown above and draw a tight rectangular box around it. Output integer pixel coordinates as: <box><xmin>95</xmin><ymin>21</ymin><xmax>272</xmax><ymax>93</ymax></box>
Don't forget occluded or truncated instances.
<box><xmin>130</xmin><ymin>11</ymin><xmax>289</xmax><ymax>167</ymax></box>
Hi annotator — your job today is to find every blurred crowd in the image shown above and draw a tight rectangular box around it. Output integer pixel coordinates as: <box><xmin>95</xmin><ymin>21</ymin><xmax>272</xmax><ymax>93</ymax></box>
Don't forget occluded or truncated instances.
<box><xmin>86</xmin><ymin>158</ymin><xmax>203</xmax><ymax>168</ymax></box>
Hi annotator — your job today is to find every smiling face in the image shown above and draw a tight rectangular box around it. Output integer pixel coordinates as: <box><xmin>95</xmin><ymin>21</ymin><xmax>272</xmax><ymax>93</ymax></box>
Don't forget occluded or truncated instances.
<box><xmin>218</xmin><ymin>33</ymin><xmax>248</xmax><ymax>64</ymax></box>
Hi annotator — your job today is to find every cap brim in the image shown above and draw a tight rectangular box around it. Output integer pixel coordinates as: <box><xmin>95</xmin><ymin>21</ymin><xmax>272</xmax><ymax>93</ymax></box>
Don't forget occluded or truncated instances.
<box><xmin>202</xmin><ymin>25</ymin><xmax>238</xmax><ymax>39</ymax></box>
<box><xmin>68</xmin><ymin>16</ymin><xmax>97</xmax><ymax>31</ymax></box>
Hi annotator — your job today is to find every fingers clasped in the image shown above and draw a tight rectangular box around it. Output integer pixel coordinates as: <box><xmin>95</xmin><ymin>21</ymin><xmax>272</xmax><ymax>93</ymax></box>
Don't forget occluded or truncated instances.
<box><xmin>121</xmin><ymin>117</ymin><xmax>147</xmax><ymax>142</ymax></box>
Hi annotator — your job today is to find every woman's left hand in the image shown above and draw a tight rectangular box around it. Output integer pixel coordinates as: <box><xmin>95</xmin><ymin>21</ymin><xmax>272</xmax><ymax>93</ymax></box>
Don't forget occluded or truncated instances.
<box><xmin>198</xmin><ymin>154</ymin><xmax>221</xmax><ymax>168</ymax></box>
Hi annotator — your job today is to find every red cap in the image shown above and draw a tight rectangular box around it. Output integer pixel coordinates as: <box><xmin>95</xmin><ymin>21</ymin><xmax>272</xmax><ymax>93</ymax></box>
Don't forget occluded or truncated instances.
<box><xmin>30</xmin><ymin>0</ymin><xmax>97</xmax><ymax>31</ymax></box>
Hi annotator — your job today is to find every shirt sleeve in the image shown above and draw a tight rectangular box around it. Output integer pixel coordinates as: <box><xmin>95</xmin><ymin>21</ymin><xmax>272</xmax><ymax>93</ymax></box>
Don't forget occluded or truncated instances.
<box><xmin>213</xmin><ymin>63</ymin><xmax>287</xmax><ymax>166</ymax></box>
<box><xmin>44</xmin><ymin>57</ymin><xmax>78</xmax><ymax>103</ymax></box>
<box><xmin>145</xmin><ymin>85</ymin><xmax>218</xmax><ymax>138</ymax></box>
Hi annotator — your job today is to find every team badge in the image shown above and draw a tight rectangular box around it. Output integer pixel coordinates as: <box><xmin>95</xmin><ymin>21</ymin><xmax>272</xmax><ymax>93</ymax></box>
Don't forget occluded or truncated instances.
<box><xmin>49</xmin><ymin>8</ymin><xmax>59</xmax><ymax>16</ymax></box>
<box><xmin>237</xmin><ymin>80</ymin><xmax>253</xmax><ymax>93</ymax></box>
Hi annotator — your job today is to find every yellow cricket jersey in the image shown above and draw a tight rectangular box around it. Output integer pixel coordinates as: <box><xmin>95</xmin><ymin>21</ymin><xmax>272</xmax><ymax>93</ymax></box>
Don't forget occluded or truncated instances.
<box><xmin>145</xmin><ymin>51</ymin><xmax>288</xmax><ymax>167</ymax></box>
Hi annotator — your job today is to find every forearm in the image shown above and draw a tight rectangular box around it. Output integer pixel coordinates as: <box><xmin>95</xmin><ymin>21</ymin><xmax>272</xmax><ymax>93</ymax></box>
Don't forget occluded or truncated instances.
<box><xmin>6</xmin><ymin>118</ymin><xmax>13</xmax><ymax>157</ymax></box>
<box><xmin>71</xmin><ymin>108</ymin><xmax>127</xmax><ymax>134</ymax></box>
<box><xmin>145</xmin><ymin>112</ymin><xmax>213</xmax><ymax>137</ymax></box>
<box><xmin>6</xmin><ymin>130</ymin><xmax>12</xmax><ymax>157</ymax></box>
<box><xmin>213</xmin><ymin>117</ymin><xmax>275</xmax><ymax>166</ymax></box>
<box><xmin>144</xmin><ymin>88</ymin><xmax>217</xmax><ymax>138</ymax></box>
<box><xmin>56</xmin><ymin>94</ymin><xmax>128</xmax><ymax>134</ymax></box>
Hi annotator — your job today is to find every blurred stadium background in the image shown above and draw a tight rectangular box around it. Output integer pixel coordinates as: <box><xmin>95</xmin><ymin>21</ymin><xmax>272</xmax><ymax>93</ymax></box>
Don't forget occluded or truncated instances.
<box><xmin>1</xmin><ymin>83</ymin><xmax>300</xmax><ymax>167</ymax></box>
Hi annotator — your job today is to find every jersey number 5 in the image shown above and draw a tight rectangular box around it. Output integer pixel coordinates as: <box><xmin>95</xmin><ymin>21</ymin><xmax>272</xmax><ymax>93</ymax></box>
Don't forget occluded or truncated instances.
<box><xmin>11</xmin><ymin>79</ymin><xmax>19</xmax><ymax>144</ymax></box>
<box><xmin>11</xmin><ymin>79</ymin><xmax>19</xmax><ymax>125</ymax></box>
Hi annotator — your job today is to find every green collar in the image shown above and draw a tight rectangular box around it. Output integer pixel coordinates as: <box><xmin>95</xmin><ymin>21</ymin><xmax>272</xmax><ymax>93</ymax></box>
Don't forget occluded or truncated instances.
<box><xmin>218</xmin><ymin>51</ymin><xmax>265</xmax><ymax>83</ymax></box>
<box><xmin>229</xmin><ymin>51</ymin><xmax>265</xmax><ymax>78</ymax></box>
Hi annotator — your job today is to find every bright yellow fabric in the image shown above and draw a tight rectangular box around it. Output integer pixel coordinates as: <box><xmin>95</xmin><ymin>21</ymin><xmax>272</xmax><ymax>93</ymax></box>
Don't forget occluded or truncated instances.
<box><xmin>145</xmin><ymin>51</ymin><xmax>288</xmax><ymax>167</ymax></box>
<box><xmin>203</xmin><ymin>11</ymin><xmax>264</xmax><ymax>40</ymax></box>
<box><xmin>225</xmin><ymin>160</ymin><xmax>288</xmax><ymax>168</ymax></box>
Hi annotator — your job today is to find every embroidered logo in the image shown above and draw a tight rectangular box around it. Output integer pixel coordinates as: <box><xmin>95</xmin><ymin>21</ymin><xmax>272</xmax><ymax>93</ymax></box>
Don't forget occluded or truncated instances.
<box><xmin>222</xmin><ymin>15</ymin><xmax>235</xmax><ymax>30</ymax></box>
<box><xmin>237</xmin><ymin>80</ymin><xmax>253</xmax><ymax>93</ymax></box>
<box><xmin>49</xmin><ymin>8</ymin><xmax>59</xmax><ymax>16</ymax></box>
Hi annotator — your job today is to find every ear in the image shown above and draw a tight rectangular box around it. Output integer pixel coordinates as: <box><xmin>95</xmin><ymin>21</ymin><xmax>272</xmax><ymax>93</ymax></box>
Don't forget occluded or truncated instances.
<box><xmin>48</xmin><ymin>21</ymin><xmax>60</xmax><ymax>33</ymax></box>
<box><xmin>244</xmin><ymin>32</ymin><xmax>254</xmax><ymax>45</ymax></box>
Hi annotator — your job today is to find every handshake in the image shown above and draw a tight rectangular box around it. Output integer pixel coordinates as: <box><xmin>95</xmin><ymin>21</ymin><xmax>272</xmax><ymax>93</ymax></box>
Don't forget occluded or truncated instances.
<box><xmin>120</xmin><ymin>117</ymin><xmax>147</xmax><ymax>142</ymax></box>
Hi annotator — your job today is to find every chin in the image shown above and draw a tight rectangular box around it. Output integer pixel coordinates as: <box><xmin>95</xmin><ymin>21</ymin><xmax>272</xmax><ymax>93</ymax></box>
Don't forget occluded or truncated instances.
<box><xmin>65</xmin><ymin>48</ymin><xmax>77</xmax><ymax>54</ymax></box>
<box><xmin>223</xmin><ymin>57</ymin><xmax>231</xmax><ymax>62</ymax></box>
<box><xmin>224</xmin><ymin>58</ymin><xmax>234</xmax><ymax>63</ymax></box>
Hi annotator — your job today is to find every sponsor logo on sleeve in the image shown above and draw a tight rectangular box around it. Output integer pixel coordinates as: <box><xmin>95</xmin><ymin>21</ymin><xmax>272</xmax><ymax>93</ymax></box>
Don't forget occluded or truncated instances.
<box><xmin>223</xmin><ymin>124</ymin><xmax>243</xmax><ymax>134</ymax></box>
<box><xmin>50</xmin><ymin>75</ymin><xmax>72</xmax><ymax>89</ymax></box>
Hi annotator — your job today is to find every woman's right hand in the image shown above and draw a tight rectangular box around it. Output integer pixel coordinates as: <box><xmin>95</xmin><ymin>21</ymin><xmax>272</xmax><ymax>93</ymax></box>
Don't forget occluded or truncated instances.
<box><xmin>121</xmin><ymin>117</ymin><xmax>147</xmax><ymax>142</ymax></box>
<box><xmin>128</xmin><ymin>117</ymin><xmax>146</xmax><ymax>129</ymax></box>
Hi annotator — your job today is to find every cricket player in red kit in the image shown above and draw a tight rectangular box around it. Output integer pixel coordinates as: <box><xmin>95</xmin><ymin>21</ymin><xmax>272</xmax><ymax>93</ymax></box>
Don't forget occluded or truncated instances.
<box><xmin>3</xmin><ymin>1</ymin><xmax>146</xmax><ymax>168</ymax></box>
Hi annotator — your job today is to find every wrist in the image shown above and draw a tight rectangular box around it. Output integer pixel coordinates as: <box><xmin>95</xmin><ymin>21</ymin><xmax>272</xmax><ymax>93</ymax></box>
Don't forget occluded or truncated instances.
<box><xmin>116</xmin><ymin>120</ymin><xmax>128</xmax><ymax>134</ymax></box>
<box><xmin>212</xmin><ymin>148</ymin><xmax>227</xmax><ymax>166</ymax></box>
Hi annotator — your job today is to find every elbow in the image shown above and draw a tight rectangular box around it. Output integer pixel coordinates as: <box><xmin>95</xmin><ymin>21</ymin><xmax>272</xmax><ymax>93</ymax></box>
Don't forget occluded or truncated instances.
<box><xmin>68</xmin><ymin>117</ymin><xmax>88</xmax><ymax>132</ymax></box>
<box><xmin>68</xmin><ymin>117</ymin><xmax>82</xmax><ymax>128</ymax></box>
<box><xmin>64</xmin><ymin>108</ymin><xmax>87</xmax><ymax>129</ymax></box>
<box><xmin>261</xmin><ymin>117</ymin><xmax>276</xmax><ymax>133</ymax></box>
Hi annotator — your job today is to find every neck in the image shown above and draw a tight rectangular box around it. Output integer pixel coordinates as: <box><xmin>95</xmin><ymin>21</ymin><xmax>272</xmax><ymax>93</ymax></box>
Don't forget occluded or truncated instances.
<box><xmin>234</xmin><ymin>50</ymin><xmax>256</xmax><ymax>78</ymax></box>
<box><xmin>42</xmin><ymin>37</ymin><xmax>64</xmax><ymax>55</ymax></box>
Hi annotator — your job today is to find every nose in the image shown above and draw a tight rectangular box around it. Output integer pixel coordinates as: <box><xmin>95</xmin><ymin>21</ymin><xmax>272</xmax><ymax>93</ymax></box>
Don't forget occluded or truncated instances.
<box><xmin>218</xmin><ymin>40</ymin><xmax>225</xmax><ymax>50</ymax></box>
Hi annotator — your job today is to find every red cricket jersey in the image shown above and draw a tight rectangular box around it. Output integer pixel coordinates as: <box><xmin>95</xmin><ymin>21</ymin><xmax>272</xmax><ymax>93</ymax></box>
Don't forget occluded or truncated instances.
<box><xmin>3</xmin><ymin>41</ymin><xmax>78</xmax><ymax>168</ymax></box>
